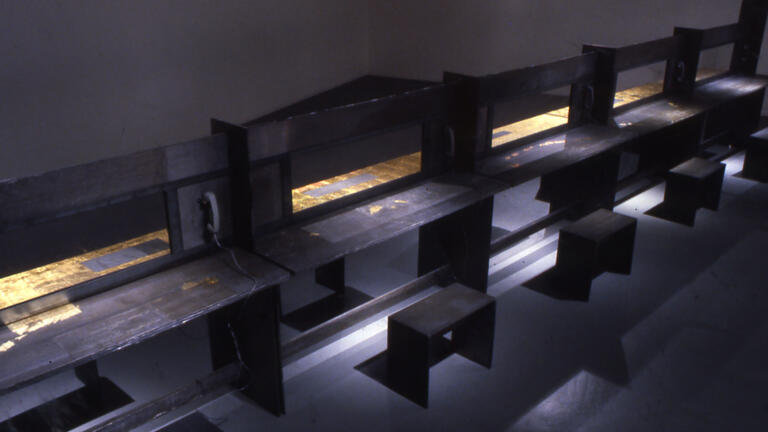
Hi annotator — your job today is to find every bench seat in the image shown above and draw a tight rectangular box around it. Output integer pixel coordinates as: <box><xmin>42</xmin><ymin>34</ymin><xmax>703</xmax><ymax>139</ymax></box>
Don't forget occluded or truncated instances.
<box><xmin>477</xmin><ymin>124</ymin><xmax>635</xmax><ymax>186</ymax></box>
<box><xmin>250</xmin><ymin>173</ymin><xmax>506</xmax><ymax>274</ymax></box>
<box><xmin>0</xmin><ymin>249</ymin><xmax>289</xmax><ymax>394</ymax></box>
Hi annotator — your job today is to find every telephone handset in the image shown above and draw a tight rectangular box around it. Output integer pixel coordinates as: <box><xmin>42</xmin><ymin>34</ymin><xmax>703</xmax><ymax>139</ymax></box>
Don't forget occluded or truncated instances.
<box><xmin>201</xmin><ymin>191</ymin><xmax>221</xmax><ymax>235</ymax></box>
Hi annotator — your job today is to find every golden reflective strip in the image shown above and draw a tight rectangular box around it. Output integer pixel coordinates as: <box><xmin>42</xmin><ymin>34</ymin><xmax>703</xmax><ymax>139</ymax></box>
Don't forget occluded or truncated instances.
<box><xmin>292</xmin><ymin>152</ymin><xmax>422</xmax><ymax>213</ymax></box>
<box><xmin>492</xmin><ymin>114</ymin><xmax>568</xmax><ymax>147</ymax></box>
<box><xmin>0</xmin><ymin>230</ymin><xmax>170</xmax><ymax>310</ymax></box>
<box><xmin>1</xmin><ymin>303</ymin><xmax>82</xmax><ymax>351</ymax></box>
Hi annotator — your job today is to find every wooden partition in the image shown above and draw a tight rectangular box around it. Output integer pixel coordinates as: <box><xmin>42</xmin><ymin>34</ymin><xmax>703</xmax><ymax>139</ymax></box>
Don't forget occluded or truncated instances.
<box><xmin>0</xmin><ymin>134</ymin><xmax>231</xmax><ymax>324</ymax></box>
<box><xmin>215</xmin><ymin>84</ymin><xmax>454</xmax><ymax>249</ymax></box>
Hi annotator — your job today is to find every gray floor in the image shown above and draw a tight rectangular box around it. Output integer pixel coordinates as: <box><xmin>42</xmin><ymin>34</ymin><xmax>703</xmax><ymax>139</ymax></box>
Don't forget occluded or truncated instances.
<box><xmin>3</xmin><ymin>153</ymin><xmax>768</xmax><ymax>431</ymax></box>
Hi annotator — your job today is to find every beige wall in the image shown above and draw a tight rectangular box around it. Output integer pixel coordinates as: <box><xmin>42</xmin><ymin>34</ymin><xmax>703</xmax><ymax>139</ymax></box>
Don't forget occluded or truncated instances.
<box><xmin>368</xmin><ymin>0</ymin><xmax>745</xmax><ymax>79</ymax></box>
<box><xmin>0</xmin><ymin>0</ymin><xmax>369</xmax><ymax>178</ymax></box>
<box><xmin>3</xmin><ymin>1</ymin><xmax>766</xmax><ymax>179</ymax></box>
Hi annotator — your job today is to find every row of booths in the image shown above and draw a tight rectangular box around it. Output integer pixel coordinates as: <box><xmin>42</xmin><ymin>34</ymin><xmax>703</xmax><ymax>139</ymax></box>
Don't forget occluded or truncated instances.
<box><xmin>1</xmin><ymin>1</ymin><xmax>767</xmax><ymax>427</ymax></box>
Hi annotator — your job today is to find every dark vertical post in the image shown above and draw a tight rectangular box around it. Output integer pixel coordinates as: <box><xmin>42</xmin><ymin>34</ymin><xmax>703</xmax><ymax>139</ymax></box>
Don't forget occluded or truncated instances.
<box><xmin>212</xmin><ymin>119</ymin><xmax>253</xmax><ymax>251</ymax></box>
<box><xmin>74</xmin><ymin>361</ymin><xmax>100</xmax><ymax>387</ymax></box>
<box><xmin>453</xmin><ymin>303</ymin><xmax>496</xmax><ymax>368</ymax></box>
<box><xmin>315</xmin><ymin>257</ymin><xmax>345</xmax><ymax>293</ymax></box>
<box><xmin>420</xmin><ymin>119</ymin><xmax>449</xmax><ymax>178</ymax></box>
<box><xmin>417</xmin><ymin>196</ymin><xmax>494</xmax><ymax>292</ymax></box>
<box><xmin>387</xmin><ymin>320</ymin><xmax>430</xmax><ymax>408</ymax></box>
<box><xmin>279</xmin><ymin>156</ymin><xmax>293</xmax><ymax>218</ymax></box>
<box><xmin>444</xmin><ymin>72</ymin><xmax>487</xmax><ymax>173</ymax></box>
<box><xmin>586</xmin><ymin>46</ymin><xmax>618</xmax><ymax>124</ymax></box>
<box><xmin>569</xmin><ymin>47</ymin><xmax>617</xmax><ymax>125</ymax></box>
<box><xmin>163</xmin><ymin>189</ymin><xmax>184</xmax><ymax>254</ymax></box>
<box><xmin>664</xmin><ymin>28</ymin><xmax>704</xmax><ymax>96</ymax></box>
<box><xmin>731</xmin><ymin>0</ymin><xmax>768</xmax><ymax>74</ymax></box>
<box><xmin>208</xmin><ymin>285</ymin><xmax>285</xmax><ymax>416</ymax></box>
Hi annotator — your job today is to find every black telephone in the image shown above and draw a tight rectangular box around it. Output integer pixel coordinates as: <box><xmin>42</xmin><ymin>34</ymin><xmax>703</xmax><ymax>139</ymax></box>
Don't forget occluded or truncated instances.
<box><xmin>200</xmin><ymin>191</ymin><xmax>221</xmax><ymax>235</ymax></box>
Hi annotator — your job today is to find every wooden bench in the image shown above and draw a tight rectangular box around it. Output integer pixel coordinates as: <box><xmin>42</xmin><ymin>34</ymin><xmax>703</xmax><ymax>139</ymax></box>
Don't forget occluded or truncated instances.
<box><xmin>386</xmin><ymin>284</ymin><xmax>495</xmax><ymax>408</ymax></box>
<box><xmin>455</xmin><ymin>2</ymin><xmax>767</xmax><ymax>222</ymax></box>
<box><xmin>655</xmin><ymin>157</ymin><xmax>726</xmax><ymax>226</ymax></box>
<box><xmin>553</xmin><ymin>209</ymin><xmax>637</xmax><ymax>300</ymax></box>
<box><xmin>0</xmin><ymin>134</ymin><xmax>292</xmax><ymax>423</ymax></box>
<box><xmin>212</xmin><ymin>83</ymin><xmax>506</xmax><ymax>357</ymax></box>
<box><xmin>448</xmin><ymin>53</ymin><xmax>625</xmax><ymax>217</ymax></box>
<box><xmin>742</xmin><ymin>127</ymin><xmax>768</xmax><ymax>182</ymax></box>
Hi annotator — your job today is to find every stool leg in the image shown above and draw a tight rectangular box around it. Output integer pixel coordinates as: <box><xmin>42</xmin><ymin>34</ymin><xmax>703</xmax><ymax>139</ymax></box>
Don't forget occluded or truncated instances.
<box><xmin>600</xmin><ymin>220</ymin><xmax>637</xmax><ymax>275</ymax></box>
<box><xmin>453</xmin><ymin>303</ymin><xmax>495</xmax><ymax>368</ymax></box>
<box><xmin>702</xmin><ymin>164</ymin><xmax>725</xmax><ymax>211</ymax></box>
<box><xmin>315</xmin><ymin>257</ymin><xmax>345</xmax><ymax>293</ymax></box>
<box><xmin>743</xmin><ymin>144</ymin><xmax>768</xmax><ymax>182</ymax></box>
<box><xmin>556</xmin><ymin>231</ymin><xmax>597</xmax><ymax>298</ymax></box>
<box><xmin>664</xmin><ymin>175</ymin><xmax>698</xmax><ymax>225</ymax></box>
<box><xmin>387</xmin><ymin>320</ymin><xmax>430</xmax><ymax>408</ymax></box>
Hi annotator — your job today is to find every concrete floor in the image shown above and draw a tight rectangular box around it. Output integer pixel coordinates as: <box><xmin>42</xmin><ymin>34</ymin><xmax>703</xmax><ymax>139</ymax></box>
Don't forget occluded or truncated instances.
<box><xmin>3</xmin><ymin>152</ymin><xmax>768</xmax><ymax>431</ymax></box>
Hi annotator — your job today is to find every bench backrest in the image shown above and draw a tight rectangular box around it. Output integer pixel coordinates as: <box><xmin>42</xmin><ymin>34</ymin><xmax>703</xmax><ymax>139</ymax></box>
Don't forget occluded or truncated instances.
<box><xmin>447</xmin><ymin>52</ymin><xmax>602</xmax><ymax>170</ymax></box>
<box><xmin>587</xmin><ymin>0</ymin><xmax>767</xmax><ymax>119</ymax></box>
<box><xmin>213</xmin><ymin>84</ymin><xmax>453</xmax><ymax>250</ymax></box>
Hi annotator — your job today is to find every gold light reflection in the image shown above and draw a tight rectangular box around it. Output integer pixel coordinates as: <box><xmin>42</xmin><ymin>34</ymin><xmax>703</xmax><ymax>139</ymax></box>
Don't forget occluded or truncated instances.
<box><xmin>1</xmin><ymin>303</ymin><xmax>82</xmax><ymax>352</ymax></box>
<box><xmin>0</xmin><ymin>230</ymin><xmax>170</xmax><ymax>311</ymax></box>
<box><xmin>292</xmin><ymin>152</ymin><xmax>421</xmax><ymax>213</ymax></box>
<box><xmin>492</xmin><ymin>71</ymin><xmax>725</xmax><ymax>147</ymax></box>
<box><xmin>492</xmin><ymin>107</ymin><xmax>569</xmax><ymax>147</ymax></box>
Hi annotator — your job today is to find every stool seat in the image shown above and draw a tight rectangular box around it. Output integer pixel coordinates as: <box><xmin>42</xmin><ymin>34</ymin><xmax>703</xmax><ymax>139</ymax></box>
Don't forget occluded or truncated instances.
<box><xmin>662</xmin><ymin>157</ymin><xmax>725</xmax><ymax>226</ymax></box>
<box><xmin>386</xmin><ymin>284</ymin><xmax>495</xmax><ymax>408</ymax></box>
<box><xmin>390</xmin><ymin>284</ymin><xmax>495</xmax><ymax>337</ymax></box>
<box><xmin>555</xmin><ymin>209</ymin><xmax>638</xmax><ymax>300</ymax></box>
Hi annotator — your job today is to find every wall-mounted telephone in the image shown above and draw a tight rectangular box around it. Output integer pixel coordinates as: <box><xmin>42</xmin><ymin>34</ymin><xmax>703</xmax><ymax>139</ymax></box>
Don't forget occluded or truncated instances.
<box><xmin>200</xmin><ymin>191</ymin><xmax>220</xmax><ymax>235</ymax></box>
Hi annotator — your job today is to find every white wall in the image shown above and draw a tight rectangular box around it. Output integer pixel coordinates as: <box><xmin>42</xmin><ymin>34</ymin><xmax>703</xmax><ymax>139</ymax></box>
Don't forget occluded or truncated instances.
<box><xmin>368</xmin><ymin>0</ymin><xmax>745</xmax><ymax>80</ymax></box>
<box><xmin>4</xmin><ymin>1</ymin><xmax>768</xmax><ymax>180</ymax></box>
<box><xmin>0</xmin><ymin>0</ymin><xmax>369</xmax><ymax>179</ymax></box>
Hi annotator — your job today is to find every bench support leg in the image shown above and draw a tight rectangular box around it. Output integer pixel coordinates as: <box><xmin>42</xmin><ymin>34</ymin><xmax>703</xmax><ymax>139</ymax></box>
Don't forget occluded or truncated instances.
<box><xmin>387</xmin><ymin>320</ymin><xmax>430</xmax><ymax>408</ymax></box>
<box><xmin>418</xmin><ymin>196</ymin><xmax>494</xmax><ymax>292</ymax></box>
<box><xmin>208</xmin><ymin>285</ymin><xmax>285</xmax><ymax>416</ymax></box>
<box><xmin>74</xmin><ymin>361</ymin><xmax>100</xmax><ymax>387</ymax></box>
<box><xmin>315</xmin><ymin>257</ymin><xmax>345</xmax><ymax>293</ymax></box>
<box><xmin>538</xmin><ymin>153</ymin><xmax>620</xmax><ymax>219</ymax></box>
<box><xmin>453</xmin><ymin>303</ymin><xmax>496</xmax><ymax>368</ymax></box>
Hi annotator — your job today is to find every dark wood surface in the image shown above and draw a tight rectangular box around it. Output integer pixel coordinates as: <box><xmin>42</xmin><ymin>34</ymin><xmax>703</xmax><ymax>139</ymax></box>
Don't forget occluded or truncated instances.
<box><xmin>611</xmin><ymin>36</ymin><xmax>682</xmax><ymax>72</ymax></box>
<box><xmin>0</xmin><ymin>134</ymin><xmax>228</xmax><ymax>232</ymax></box>
<box><xmin>669</xmin><ymin>157</ymin><xmax>724</xmax><ymax>179</ymax></box>
<box><xmin>478</xmin><ymin>124</ymin><xmax>635</xmax><ymax>186</ymax></box>
<box><xmin>251</xmin><ymin>173</ymin><xmax>506</xmax><ymax>274</ymax></box>
<box><xmin>561</xmin><ymin>208</ymin><xmax>637</xmax><ymax>243</ymax></box>
<box><xmin>478</xmin><ymin>74</ymin><xmax>767</xmax><ymax>190</ymax></box>
<box><xmin>245</xmin><ymin>85</ymin><xmax>447</xmax><ymax>161</ymax></box>
<box><xmin>389</xmin><ymin>284</ymin><xmax>494</xmax><ymax>338</ymax></box>
<box><xmin>475</xmin><ymin>53</ymin><xmax>598</xmax><ymax>104</ymax></box>
<box><xmin>699</xmin><ymin>23</ymin><xmax>745</xmax><ymax>49</ymax></box>
<box><xmin>0</xmin><ymin>250</ymin><xmax>289</xmax><ymax>394</ymax></box>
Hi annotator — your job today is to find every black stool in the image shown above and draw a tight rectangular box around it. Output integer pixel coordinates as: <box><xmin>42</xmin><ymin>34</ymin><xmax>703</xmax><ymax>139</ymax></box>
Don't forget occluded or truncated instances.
<box><xmin>555</xmin><ymin>209</ymin><xmax>637</xmax><ymax>300</ymax></box>
<box><xmin>743</xmin><ymin>128</ymin><xmax>768</xmax><ymax>182</ymax></box>
<box><xmin>663</xmin><ymin>157</ymin><xmax>725</xmax><ymax>226</ymax></box>
<box><xmin>387</xmin><ymin>284</ymin><xmax>495</xmax><ymax>408</ymax></box>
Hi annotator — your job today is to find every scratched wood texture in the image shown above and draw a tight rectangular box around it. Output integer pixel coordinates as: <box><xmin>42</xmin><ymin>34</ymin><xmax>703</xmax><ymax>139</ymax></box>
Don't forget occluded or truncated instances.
<box><xmin>251</xmin><ymin>173</ymin><xmax>506</xmax><ymax>274</ymax></box>
<box><xmin>0</xmin><ymin>250</ymin><xmax>288</xmax><ymax>394</ymax></box>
